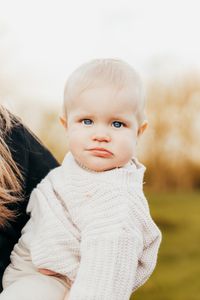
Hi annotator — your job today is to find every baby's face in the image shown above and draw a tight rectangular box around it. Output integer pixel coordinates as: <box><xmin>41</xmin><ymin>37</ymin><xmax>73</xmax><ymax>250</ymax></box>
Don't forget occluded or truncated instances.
<box><xmin>66</xmin><ymin>86</ymin><xmax>140</xmax><ymax>171</ymax></box>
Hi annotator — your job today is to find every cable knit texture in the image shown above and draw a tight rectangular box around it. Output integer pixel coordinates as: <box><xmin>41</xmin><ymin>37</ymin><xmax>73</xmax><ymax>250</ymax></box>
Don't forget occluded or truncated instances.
<box><xmin>7</xmin><ymin>152</ymin><xmax>161</xmax><ymax>300</ymax></box>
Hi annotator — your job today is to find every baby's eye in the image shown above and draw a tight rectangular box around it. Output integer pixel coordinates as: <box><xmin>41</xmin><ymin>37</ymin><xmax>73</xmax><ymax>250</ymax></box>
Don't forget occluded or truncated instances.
<box><xmin>112</xmin><ymin>121</ymin><xmax>124</xmax><ymax>128</ymax></box>
<box><xmin>82</xmin><ymin>119</ymin><xmax>93</xmax><ymax>125</ymax></box>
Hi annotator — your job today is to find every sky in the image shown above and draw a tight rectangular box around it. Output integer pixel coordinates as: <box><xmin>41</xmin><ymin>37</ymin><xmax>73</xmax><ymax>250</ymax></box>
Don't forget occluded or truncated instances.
<box><xmin>0</xmin><ymin>0</ymin><xmax>200</xmax><ymax>108</ymax></box>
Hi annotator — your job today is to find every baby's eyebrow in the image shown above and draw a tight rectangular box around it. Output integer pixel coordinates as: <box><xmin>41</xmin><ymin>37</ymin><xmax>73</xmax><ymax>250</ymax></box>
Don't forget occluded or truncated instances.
<box><xmin>111</xmin><ymin>114</ymin><xmax>131</xmax><ymax>121</ymax></box>
<box><xmin>74</xmin><ymin>113</ymin><xmax>94</xmax><ymax>119</ymax></box>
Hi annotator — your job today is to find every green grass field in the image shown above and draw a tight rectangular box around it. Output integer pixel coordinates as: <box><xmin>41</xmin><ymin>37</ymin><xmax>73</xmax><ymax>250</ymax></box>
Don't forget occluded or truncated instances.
<box><xmin>130</xmin><ymin>190</ymin><xmax>200</xmax><ymax>300</ymax></box>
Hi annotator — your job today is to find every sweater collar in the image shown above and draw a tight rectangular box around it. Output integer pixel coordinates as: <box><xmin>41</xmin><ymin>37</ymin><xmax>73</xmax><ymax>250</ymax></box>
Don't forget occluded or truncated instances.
<box><xmin>61</xmin><ymin>152</ymin><xmax>145</xmax><ymax>187</ymax></box>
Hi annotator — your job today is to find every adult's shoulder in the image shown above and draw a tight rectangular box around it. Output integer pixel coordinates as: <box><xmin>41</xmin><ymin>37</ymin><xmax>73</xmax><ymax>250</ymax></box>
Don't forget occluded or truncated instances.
<box><xmin>5</xmin><ymin>120</ymin><xmax>28</xmax><ymax>150</ymax></box>
<box><xmin>5</xmin><ymin>119</ymin><xmax>59</xmax><ymax>193</ymax></box>
<box><xmin>5</xmin><ymin>120</ymin><xmax>58</xmax><ymax>168</ymax></box>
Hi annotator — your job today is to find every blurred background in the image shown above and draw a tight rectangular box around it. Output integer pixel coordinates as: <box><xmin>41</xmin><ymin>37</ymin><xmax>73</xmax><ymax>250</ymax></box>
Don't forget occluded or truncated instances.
<box><xmin>0</xmin><ymin>0</ymin><xmax>200</xmax><ymax>299</ymax></box>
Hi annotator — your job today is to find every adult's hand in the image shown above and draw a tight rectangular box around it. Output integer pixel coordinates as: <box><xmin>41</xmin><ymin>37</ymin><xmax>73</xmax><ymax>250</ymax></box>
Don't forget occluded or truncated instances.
<box><xmin>38</xmin><ymin>268</ymin><xmax>61</xmax><ymax>277</ymax></box>
<box><xmin>39</xmin><ymin>268</ymin><xmax>73</xmax><ymax>290</ymax></box>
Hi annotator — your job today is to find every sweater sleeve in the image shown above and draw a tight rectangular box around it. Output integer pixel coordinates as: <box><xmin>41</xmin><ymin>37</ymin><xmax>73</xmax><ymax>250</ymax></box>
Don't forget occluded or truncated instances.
<box><xmin>26</xmin><ymin>178</ymin><xmax>80</xmax><ymax>281</ymax></box>
<box><xmin>68</xmin><ymin>188</ymin><xmax>161</xmax><ymax>300</ymax></box>
<box><xmin>130</xmin><ymin>190</ymin><xmax>162</xmax><ymax>292</ymax></box>
<box><xmin>68</xmin><ymin>231</ymin><xmax>141</xmax><ymax>300</ymax></box>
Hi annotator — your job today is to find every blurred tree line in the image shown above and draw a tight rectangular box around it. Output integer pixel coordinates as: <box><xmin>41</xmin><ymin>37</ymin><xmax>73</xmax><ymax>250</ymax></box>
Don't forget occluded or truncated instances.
<box><xmin>140</xmin><ymin>73</ymin><xmax>200</xmax><ymax>190</ymax></box>
<box><xmin>0</xmin><ymin>25</ymin><xmax>199</xmax><ymax>190</ymax></box>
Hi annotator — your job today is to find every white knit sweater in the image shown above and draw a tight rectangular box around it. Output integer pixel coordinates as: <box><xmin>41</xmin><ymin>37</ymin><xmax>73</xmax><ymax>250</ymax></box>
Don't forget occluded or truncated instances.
<box><xmin>8</xmin><ymin>152</ymin><xmax>161</xmax><ymax>300</ymax></box>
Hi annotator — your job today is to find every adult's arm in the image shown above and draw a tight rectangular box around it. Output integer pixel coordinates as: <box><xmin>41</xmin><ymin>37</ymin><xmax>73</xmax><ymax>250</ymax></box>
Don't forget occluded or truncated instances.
<box><xmin>0</xmin><ymin>122</ymin><xmax>59</xmax><ymax>290</ymax></box>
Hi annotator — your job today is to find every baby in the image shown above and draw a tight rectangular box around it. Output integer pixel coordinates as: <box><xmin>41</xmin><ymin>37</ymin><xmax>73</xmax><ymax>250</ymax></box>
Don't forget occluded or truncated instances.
<box><xmin>0</xmin><ymin>59</ymin><xmax>161</xmax><ymax>300</ymax></box>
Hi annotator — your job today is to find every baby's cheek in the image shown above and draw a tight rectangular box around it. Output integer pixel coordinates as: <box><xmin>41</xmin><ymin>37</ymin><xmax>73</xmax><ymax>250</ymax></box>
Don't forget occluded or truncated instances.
<box><xmin>120</xmin><ymin>137</ymin><xmax>136</xmax><ymax>158</ymax></box>
<box><xmin>68</xmin><ymin>134</ymin><xmax>81</xmax><ymax>153</ymax></box>
<box><xmin>69</xmin><ymin>127</ymin><xmax>83</xmax><ymax>143</ymax></box>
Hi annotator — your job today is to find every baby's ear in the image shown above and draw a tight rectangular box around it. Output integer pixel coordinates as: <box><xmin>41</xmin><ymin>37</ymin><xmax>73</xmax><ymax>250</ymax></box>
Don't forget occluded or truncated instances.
<box><xmin>137</xmin><ymin>120</ymin><xmax>148</xmax><ymax>136</ymax></box>
<box><xmin>59</xmin><ymin>116</ymin><xmax>67</xmax><ymax>129</ymax></box>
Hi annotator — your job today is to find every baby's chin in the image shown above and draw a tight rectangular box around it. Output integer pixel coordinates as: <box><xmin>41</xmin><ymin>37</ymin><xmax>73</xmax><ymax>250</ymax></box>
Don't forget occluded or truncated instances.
<box><xmin>78</xmin><ymin>158</ymin><xmax>122</xmax><ymax>172</ymax></box>
<box><xmin>91</xmin><ymin>165</ymin><xmax>115</xmax><ymax>172</ymax></box>
<box><xmin>84</xmin><ymin>163</ymin><xmax>115</xmax><ymax>172</ymax></box>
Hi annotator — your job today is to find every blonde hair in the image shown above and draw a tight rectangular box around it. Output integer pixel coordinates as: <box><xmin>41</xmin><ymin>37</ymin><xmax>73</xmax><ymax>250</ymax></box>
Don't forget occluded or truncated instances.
<box><xmin>64</xmin><ymin>58</ymin><xmax>146</xmax><ymax>124</ymax></box>
<box><xmin>0</xmin><ymin>105</ymin><xmax>23</xmax><ymax>227</ymax></box>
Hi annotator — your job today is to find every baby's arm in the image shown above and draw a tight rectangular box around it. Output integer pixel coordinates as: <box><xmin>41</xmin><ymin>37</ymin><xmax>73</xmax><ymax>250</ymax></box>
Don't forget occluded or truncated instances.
<box><xmin>131</xmin><ymin>191</ymin><xmax>162</xmax><ymax>291</ymax></box>
<box><xmin>68</xmin><ymin>231</ymin><xmax>139</xmax><ymax>300</ymax></box>
<box><xmin>67</xmin><ymin>190</ymin><xmax>161</xmax><ymax>300</ymax></box>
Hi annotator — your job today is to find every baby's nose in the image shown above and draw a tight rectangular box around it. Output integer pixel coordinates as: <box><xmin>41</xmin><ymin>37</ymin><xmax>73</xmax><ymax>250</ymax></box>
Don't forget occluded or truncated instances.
<box><xmin>92</xmin><ymin>135</ymin><xmax>111</xmax><ymax>142</ymax></box>
<box><xmin>92</xmin><ymin>130</ymin><xmax>111</xmax><ymax>142</ymax></box>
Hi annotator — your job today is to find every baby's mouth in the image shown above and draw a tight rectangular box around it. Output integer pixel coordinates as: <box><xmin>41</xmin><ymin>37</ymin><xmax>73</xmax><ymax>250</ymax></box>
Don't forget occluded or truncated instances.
<box><xmin>88</xmin><ymin>148</ymin><xmax>113</xmax><ymax>158</ymax></box>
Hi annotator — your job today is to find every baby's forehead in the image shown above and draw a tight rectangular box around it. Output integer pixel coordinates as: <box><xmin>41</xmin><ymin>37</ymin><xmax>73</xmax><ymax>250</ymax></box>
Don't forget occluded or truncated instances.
<box><xmin>67</xmin><ymin>86</ymin><xmax>141</xmax><ymax>118</ymax></box>
<box><xmin>68</xmin><ymin>82</ymin><xmax>142</xmax><ymax>105</ymax></box>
